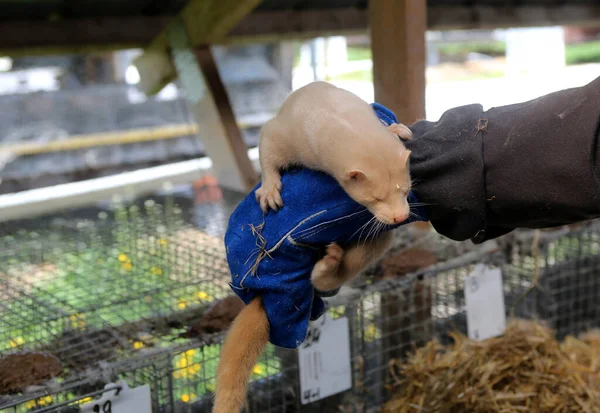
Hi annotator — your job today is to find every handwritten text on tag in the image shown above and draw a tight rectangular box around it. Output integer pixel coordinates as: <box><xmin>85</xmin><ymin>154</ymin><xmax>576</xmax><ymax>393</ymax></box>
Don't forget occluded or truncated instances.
<box><xmin>80</xmin><ymin>381</ymin><xmax>152</xmax><ymax>413</ymax></box>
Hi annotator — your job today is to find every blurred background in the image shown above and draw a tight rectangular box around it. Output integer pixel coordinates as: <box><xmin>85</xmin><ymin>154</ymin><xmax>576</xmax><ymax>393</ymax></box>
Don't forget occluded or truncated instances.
<box><xmin>1</xmin><ymin>1</ymin><xmax>599</xmax><ymax>199</ymax></box>
<box><xmin>1</xmin><ymin>2</ymin><xmax>600</xmax><ymax>413</ymax></box>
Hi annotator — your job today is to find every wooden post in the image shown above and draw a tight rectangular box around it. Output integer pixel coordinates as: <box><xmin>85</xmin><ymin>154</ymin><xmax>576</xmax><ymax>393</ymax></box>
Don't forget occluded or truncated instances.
<box><xmin>370</xmin><ymin>0</ymin><xmax>428</xmax><ymax>231</ymax></box>
<box><xmin>370</xmin><ymin>5</ymin><xmax>430</xmax><ymax>402</ymax></box>
<box><xmin>369</xmin><ymin>0</ymin><xmax>427</xmax><ymax>126</ymax></box>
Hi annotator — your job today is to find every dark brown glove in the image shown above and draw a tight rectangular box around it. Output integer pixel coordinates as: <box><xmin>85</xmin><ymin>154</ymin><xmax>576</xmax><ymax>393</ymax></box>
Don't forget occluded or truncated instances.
<box><xmin>406</xmin><ymin>76</ymin><xmax>600</xmax><ymax>244</ymax></box>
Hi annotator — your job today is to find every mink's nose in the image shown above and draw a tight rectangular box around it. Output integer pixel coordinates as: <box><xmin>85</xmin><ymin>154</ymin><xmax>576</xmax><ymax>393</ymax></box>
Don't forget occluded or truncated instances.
<box><xmin>393</xmin><ymin>213</ymin><xmax>409</xmax><ymax>224</ymax></box>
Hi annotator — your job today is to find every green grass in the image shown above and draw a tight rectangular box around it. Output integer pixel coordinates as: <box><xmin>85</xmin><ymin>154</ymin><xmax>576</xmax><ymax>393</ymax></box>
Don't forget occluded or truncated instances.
<box><xmin>0</xmin><ymin>201</ymin><xmax>203</xmax><ymax>350</ymax></box>
<box><xmin>344</xmin><ymin>42</ymin><xmax>507</xmax><ymax>63</ymax></box>
<box><xmin>294</xmin><ymin>44</ymin><xmax>372</xmax><ymax>65</ymax></box>
<box><xmin>331</xmin><ymin>69</ymin><xmax>373</xmax><ymax>82</ymax></box>
<box><xmin>296</xmin><ymin>40</ymin><xmax>600</xmax><ymax>72</ymax></box>
<box><xmin>566</xmin><ymin>40</ymin><xmax>600</xmax><ymax>65</ymax></box>
<box><xmin>434</xmin><ymin>39</ymin><xmax>600</xmax><ymax>65</ymax></box>
<box><xmin>437</xmin><ymin>40</ymin><xmax>506</xmax><ymax>57</ymax></box>
<box><xmin>347</xmin><ymin>46</ymin><xmax>371</xmax><ymax>61</ymax></box>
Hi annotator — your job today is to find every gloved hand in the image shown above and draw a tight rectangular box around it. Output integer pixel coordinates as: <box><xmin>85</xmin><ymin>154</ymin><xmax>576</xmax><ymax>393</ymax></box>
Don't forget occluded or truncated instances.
<box><xmin>224</xmin><ymin>103</ymin><xmax>428</xmax><ymax>349</ymax></box>
<box><xmin>406</xmin><ymin>75</ymin><xmax>600</xmax><ymax>244</ymax></box>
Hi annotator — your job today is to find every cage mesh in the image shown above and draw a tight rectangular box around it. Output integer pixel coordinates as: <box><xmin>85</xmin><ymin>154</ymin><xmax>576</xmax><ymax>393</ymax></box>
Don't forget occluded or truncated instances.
<box><xmin>3</xmin><ymin>50</ymin><xmax>600</xmax><ymax>411</ymax></box>
<box><xmin>0</xmin><ymin>198</ymin><xmax>234</xmax><ymax>412</ymax></box>
<box><xmin>2</xmin><ymin>205</ymin><xmax>600</xmax><ymax>413</ymax></box>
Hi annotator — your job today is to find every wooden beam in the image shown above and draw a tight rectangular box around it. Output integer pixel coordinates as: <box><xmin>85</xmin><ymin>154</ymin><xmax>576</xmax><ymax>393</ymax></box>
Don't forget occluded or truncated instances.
<box><xmin>134</xmin><ymin>0</ymin><xmax>261</xmax><ymax>95</ymax></box>
<box><xmin>226</xmin><ymin>5</ymin><xmax>600</xmax><ymax>43</ymax></box>
<box><xmin>370</xmin><ymin>1</ymin><xmax>429</xmax><ymax>231</ymax></box>
<box><xmin>3</xmin><ymin>5</ymin><xmax>600</xmax><ymax>56</ymax></box>
<box><xmin>227</xmin><ymin>7</ymin><xmax>368</xmax><ymax>43</ymax></box>
<box><xmin>427</xmin><ymin>5</ymin><xmax>600</xmax><ymax>31</ymax></box>
<box><xmin>370</xmin><ymin>0</ymin><xmax>426</xmax><ymax>125</ymax></box>
<box><xmin>194</xmin><ymin>45</ymin><xmax>259</xmax><ymax>191</ymax></box>
<box><xmin>0</xmin><ymin>17</ymin><xmax>171</xmax><ymax>57</ymax></box>
<box><xmin>166</xmin><ymin>19</ymin><xmax>258</xmax><ymax>193</ymax></box>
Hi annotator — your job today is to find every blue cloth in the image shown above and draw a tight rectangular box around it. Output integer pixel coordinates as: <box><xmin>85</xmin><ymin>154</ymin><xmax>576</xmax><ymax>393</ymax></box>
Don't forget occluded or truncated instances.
<box><xmin>224</xmin><ymin>103</ymin><xmax>428</xmax><ymax>349</ymax></box>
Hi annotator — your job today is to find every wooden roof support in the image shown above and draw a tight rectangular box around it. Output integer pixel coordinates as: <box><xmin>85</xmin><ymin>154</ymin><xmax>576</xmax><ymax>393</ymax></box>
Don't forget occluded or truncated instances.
<box><xmin>228</xmin><ymin>5</ymin><xmax>600</xmax><ymax>43</ymax></box>
<box><xmin>370</xmin><ymin>0</ymin><xmax>429</xmax><ymax>232</ymax></box>
<box><xmin>0</xmin><ymin>17</ymin><xmax>171</xmax><ymax>57</ymax></box>
<box><xmin>371</xmin><ymin>2</ymin><xmax>432</xmax><ymax>387</ymax></box>
<box><xmin>370</xmin><ymin>0</ymin><xmax>426</xmax><ymax>125</ymax></box>
<box><xmin>228</xmin><ymin>7</ymin><xmax>368</xmax><ymax>44</ymax></box>
<box><xmin>133</xmin><ymin>0</ymin><xmax>261</xmax><ymax>95</ymax></box>
<box><xmin>194</xmin><ymin>45</ymin><xmax>259</xmax><ymax>192</ymax></box>
<box><xmin>4</xmin><ymin>5</ymin><xmax>600</xmax><ymax>56</ymax></box>
<box><xmin>166</xmin><ymin>18</ymin><xmax>258</xmax><ymax>193</ymax></box>
<box><xmin>132</xmin><ymin>1</ymin><xmax>262</xmax><ymax>193</ymax></box>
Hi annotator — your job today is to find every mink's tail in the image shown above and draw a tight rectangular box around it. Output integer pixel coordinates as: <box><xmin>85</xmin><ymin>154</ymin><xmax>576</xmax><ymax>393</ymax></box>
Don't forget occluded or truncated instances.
<box><xmin>212</xmin><ymin>296</ymin><xmax>269</xmax><ymax>413</ymax></box>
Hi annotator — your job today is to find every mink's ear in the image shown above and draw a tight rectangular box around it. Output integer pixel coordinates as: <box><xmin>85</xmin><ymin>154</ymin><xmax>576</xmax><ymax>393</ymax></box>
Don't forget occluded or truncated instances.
<box><xmin>346</xmin><ymin>170</ymin><xmax>367</xmax><ymax>182</ymax></box>
<box><xmin>388</xmin><ymin>123</ymin><xmax>413</xmax><ymax>140</ymax></box>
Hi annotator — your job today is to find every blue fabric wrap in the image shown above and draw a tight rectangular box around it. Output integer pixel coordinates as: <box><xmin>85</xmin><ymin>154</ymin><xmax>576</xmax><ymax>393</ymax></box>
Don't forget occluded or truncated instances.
<box><xmin>224</xmin><ymin>103</ymin><xmax>428</xmax><ymax>349</ymax></box>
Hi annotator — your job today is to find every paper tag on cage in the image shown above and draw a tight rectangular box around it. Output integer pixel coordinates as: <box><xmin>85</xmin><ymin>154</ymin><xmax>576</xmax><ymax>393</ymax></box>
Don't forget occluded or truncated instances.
<box><xmin>464</xmin><ymin>264</ymin><xmax>506</xmax><ymax>341</ymax></box>
<box><xmin>80</xmin><ymin>381</ymin><xmax>152</xmax><ymax>413</ymax></box>
<box><xmin>298</xmin><ymin>313</ymin><xmax>352</xmax><ymax>404</ymax></box>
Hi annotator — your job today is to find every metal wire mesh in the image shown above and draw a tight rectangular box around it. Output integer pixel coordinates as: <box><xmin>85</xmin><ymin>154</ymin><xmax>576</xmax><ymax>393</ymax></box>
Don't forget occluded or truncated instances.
<box><xmin>162</xmin><ymin>221</ymin><xmax>600</xmax><ymax>413</ymax></box>
<box><xmin>0</xmin><ymin>198</ymin><xmax>233</xmax><ymax>412</ymax></box>
<box><xmin>342</xmin><ymin>222</ymin><xmax>600</xmax><ymax>412</ymax></box>
<box><xmin>3</xmin><ymin>206</ymin><xmax>600</xmax><ymax>413</ymax></box>
<box><xmin>502</xmin><ymin>224</ymin><xmax>600</xmax><ymax>339</ymax></box>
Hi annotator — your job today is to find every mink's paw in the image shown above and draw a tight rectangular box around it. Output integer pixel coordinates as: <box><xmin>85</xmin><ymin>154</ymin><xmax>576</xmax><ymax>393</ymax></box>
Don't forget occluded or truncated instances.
<box><xmin>311</xmin><ymin>243</ymin><xmax>344</xmax><ymax>291</ymax></box>
<box><xmin>388</xmin><ymin>123</ymin><xmax>413</xmax><ymax>140</ymax></box>
<box><xmin>255</xmin><ymin>180</ymin><xmax>283</xmax><ymax>213</ymax></box>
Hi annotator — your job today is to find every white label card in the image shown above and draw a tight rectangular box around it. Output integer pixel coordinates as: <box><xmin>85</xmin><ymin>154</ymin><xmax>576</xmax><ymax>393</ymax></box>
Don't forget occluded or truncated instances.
<box><xmin>80</xmin><ymin>381</ymin><xmax>152</xmax><ymax>413</ymax></box>
<box><xmin>464</xmin><ymin>264</ymin><xmax>507</xmax><ymax>341</ymax></box>
<box><xmin>298</xmin><ymin>313</ymin><xmax>352</xmax><ymax>404</ymax></box>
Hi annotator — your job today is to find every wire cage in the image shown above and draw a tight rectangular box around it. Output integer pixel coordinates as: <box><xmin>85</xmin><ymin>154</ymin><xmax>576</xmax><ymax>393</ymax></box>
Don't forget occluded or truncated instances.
<box><xmin>3</xmin><ymin>44</ymin><xmax>600</xmax><ymax>413</ymax></box>
<box><xmin>0</xmin><ymin>197</ymin><xmax>234</xmax><ymax>412</ymax></box>
<box><xmin>501</xmin><ymin>222</ymin><xmax>600</xmax><ymax>339</ymax></box>
<box><xmin>0</xmin><ymin>193</ymin><xmax>478</xmax><ymax>413</ymax></box>
<box><xmin>3</xmin><ymin>195</ymin><xmax>600</xmax><ymax>413</ymax></box>
<box><xmin>138</xmin><ymin>220</ymin><xmax>600</xmax><ymax>413</ymax></box>
<box><xmin>162</xmin><ymin>220</ymin><xmax>600</xmax><ymax>413</ymax></box>
<box><xmin>332</xmin><ymin>220</ymin><xmax>600</xmax><ymax>412</ymax></box>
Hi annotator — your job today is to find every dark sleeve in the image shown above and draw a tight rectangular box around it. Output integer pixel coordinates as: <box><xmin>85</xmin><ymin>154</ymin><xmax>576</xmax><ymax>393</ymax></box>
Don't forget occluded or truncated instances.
<box><xmin>405</xmin><ymin>76</ymin><xmax>600</xmax><ymax>244</ymax></box>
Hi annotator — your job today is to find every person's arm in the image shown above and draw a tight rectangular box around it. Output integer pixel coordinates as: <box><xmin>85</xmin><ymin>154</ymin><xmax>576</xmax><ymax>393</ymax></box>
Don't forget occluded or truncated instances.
<box><xmin>406</xmin><ymin>76</ymin><xmax>600</xmax><ymax>244</ymax></box>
